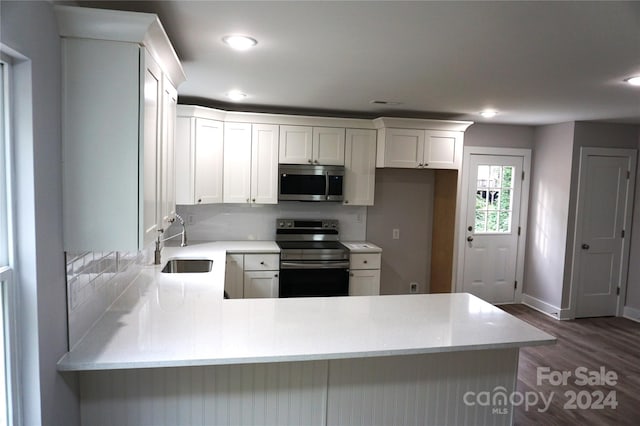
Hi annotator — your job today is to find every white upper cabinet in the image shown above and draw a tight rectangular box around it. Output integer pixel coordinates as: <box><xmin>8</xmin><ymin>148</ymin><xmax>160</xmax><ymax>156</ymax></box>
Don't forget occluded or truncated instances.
<box><xmin>279</xmin><ymin>125</ymin><xmax>345</xmax><ymax>165</ymax></box>
<box><xmin>313</xmin><ymin>127</ymin><xmax>345</xmax><ymax>165</ymax></box>
<box><xmin>374</xmin><ymin>118</ymin><xmax>473</xmax><ymax>170</ymax></box>
<box><xmin>251</xmin><ymin>124</ymin><xmax>280</xmax><ymax>204</ymax></box>
<box><xmin>175</xmin><ymin>117</ymin><xmax>224</xmax><ymax>205</ymax></box>
<box><xmin>57</xmin><ymin>5</ymin><xmax>185</xmax><ymax>251</ymax></box>
<box><xmin>343</xmin><ymin>129</ymin><xmax>377</xmax><ymax>206</ymax></box>
<box><xmin>279</xmin><ymin>125</ymin><xmax>313</xmax><ymax>164</ymax></box>
<box><xmin>161</xmin><ymin>75</ymin><xmax>178</xmax><ymax>227</ymax></box>
<box><xmin>423</xmin><ymin>130</ymin><xmax>463</xmax><ymax>169</ymax></box>
<box><xmin>224</xmin><ymin>123</ymin><xmax>280</xmax><ymax>204</ymax></box>
<box><xmin>382</xmin><ymin>128</ymin><xmax>425</xmax><ymax>168</ymax></box>
<box><xmin>142</xmin><ymin>51</ymin><xmax>163</xmax><ymax>247</ymax></box>
<box><xmin>223</xmin><ymin>122</ymin><xmax>253</xmax><ymax>203</ymax></box>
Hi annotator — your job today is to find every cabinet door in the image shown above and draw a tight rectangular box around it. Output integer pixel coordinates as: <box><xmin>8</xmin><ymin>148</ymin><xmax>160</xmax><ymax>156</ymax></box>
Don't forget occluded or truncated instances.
<box><xmin>244</xmin><ymin>271</ymin><xmax>279</xmax><ymax>298</ymax></box>
<box><xmin>349</xmin><ymin>269</ymin><xmax>381</xmax><ymax>296</ymax></box>
<box><xmin>142</xmin><ymin>50</ymin><xmax>163</xmax><ymax>247</ymax></box>
<box><xmin>313</xmin><ymin>127</ymin><xmax>345</xmax><ymax>165</ymax></box>
<box><xmin>251</xmin><ymin>124</ymin><xmax>279</xmax><ymax>204</ymax></box>
<box><xmin>279</xmin><ymin>125</ymin><xmax>313</xmax><ymax>164</ymax></box>
<box><xmin>423</xmin><ymin>130</ymin><xmax>462</xmax><ymax>169</ymax></box>
<box><xmin>383</xmin><ymin>128</ymin><xmax>425</xmax><ymax>168</ymax></box>
<box><xmin>343</xmin><ymin>129</ymin><xmax>376</xmax><ymax>206</ymax></box>
<box><xmin>194</xmin><ymin>118</ymin><xmax>224</xmax><ymax>204</ymax></box>
<box><xmin>223</xmin><ymin>122</ymin><xmax>252</xmax><ymax>203</ymax></box>
<box><xmin>174</xmin><ymin>117</ymin><xmax>195</xmax><ymax>205</ymax></box>
<box><xmin>224</xmin><ymin>254</ymin><xmax>244</xmax><ymax>299</ymax></box>
<box><xmin>160</xmin><ymin>76</ymin><xmax>178</xmax><ymax>226</ymax></box>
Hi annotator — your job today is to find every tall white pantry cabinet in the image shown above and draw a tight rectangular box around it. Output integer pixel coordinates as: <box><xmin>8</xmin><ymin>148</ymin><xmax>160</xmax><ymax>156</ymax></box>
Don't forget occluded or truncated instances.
<box><xmin>56</xmin><ymin>6</ymin><xmax>186</xmax><ymax>251</ymax></box>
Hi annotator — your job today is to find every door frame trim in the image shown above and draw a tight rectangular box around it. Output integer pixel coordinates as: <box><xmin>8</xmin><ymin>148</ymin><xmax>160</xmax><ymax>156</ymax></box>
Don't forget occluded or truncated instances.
<box><xmin>568</xmin><ymin>147</ymin><xmax>637</xmax><ymax>318</ymax></box>
<box><xmin>455</xmin><ymin>147</ymin><xmax>532</xmax><ymax>302</ymax></box>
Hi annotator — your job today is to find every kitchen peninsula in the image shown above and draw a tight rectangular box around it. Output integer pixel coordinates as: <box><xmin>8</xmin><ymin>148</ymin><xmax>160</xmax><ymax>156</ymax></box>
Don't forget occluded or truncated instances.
<box><xmin>59</xmin><ymin>242</ymin><xmax>554</xmax><ymax>426</ymax></box>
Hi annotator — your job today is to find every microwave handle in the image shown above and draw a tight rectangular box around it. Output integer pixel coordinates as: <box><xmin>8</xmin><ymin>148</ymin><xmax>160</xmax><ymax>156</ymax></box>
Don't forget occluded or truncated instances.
<box><xmin>325</xmin><ymin>171</ymin><xmax>329</xmax><ymax>200</ymax></box>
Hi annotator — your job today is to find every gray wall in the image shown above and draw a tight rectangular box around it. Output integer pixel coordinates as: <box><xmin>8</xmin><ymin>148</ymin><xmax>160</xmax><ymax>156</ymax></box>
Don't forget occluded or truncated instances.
<box><xmin>621</xmin><ymin>128</ymin><xmax>640</xmax><ymax>311</ymax></box>
<box><xmin>1</xmin><ymin>1</ymin><xmax>80</xmax><ymax>425</ymax></box>
<box><xmin>464</xmin><ymin>123</ymin><xmax>535</xmax><ymax>149</ymax></box>
<box><xmin>523</xmin><ymin>123</ymin><xmax>575</xmax><ymax>308</ymax></box>
<box><xmin>366</xmin><ymin>169</ymin><xmax>434</xmax><ymax>294</ymax></box>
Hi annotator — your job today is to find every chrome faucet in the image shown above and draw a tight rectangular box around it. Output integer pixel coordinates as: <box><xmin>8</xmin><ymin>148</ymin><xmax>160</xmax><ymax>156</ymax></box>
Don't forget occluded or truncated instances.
<box><xmin>153</xmin><ymin>214</ymin><xmax>188</xmax><ymax>265</ymax></box>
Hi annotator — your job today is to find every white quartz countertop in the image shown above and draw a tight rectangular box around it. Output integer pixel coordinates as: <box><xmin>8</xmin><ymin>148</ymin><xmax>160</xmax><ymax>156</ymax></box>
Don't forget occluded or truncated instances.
<box><xmin>341</xmin><ymin>241</ymin><xmax>382</xmax><ymax>253</ymax></box>
<box><xmin>57</xmin><ymin>242</ymin><xmax>554</xmax><ymax>371</ymax></box>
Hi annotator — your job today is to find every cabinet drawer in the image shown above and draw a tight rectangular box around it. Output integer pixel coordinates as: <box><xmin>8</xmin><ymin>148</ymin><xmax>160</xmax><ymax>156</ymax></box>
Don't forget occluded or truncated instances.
<box><xmin>350</xmin><ymin>253</ymin><xmax>381</xmax><ymax>270</ymax></box>
<box><xmin>244</xmin><ymin>253</ymin><xmax>280</xmax><ymax>271</ymax></box>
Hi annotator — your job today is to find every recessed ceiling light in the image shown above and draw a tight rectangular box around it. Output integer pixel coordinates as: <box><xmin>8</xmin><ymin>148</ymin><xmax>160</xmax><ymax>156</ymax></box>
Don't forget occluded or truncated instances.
<box><xmin>222</xmin><ymin>35</ymin><xmax>258</xmax><ymax>51</ymax></box>
<box><xmin>226</xmin><ymin>90</ymin><xmax>247</xmax><ymax>101</ymax></box>
<box><xmin>625</xmin><ymin>76</ymin><xmax>640</xmax><ymax>86</ymax></box>
<box><xmin>480</xmin><ymin>109</ymin><xmax>498</xmax><ymax>118</ymax></box>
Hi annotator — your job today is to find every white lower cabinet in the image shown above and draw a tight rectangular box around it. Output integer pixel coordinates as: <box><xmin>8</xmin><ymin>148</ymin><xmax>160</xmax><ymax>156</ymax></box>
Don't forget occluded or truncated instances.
<box><xmin>244</xmin><ymin>271</ymin><xmax>279</xmax><ymax>298</ymax></box>
<box><xmin>349</xmin><ymin>252</ymin><xmax>382</xmax><ymax>296</ymax></box>
<box><xmin>224</xmin><ymin>252</ymin><xmax>280</xmax><ymax>299</ymax></box>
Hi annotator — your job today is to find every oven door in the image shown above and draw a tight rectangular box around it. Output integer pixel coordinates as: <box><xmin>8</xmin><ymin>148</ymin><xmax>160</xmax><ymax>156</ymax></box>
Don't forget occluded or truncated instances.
<box><xmin>279</xmin><ymin>261</ymin><xmax>350</xmax><ymax>297</ymax></box>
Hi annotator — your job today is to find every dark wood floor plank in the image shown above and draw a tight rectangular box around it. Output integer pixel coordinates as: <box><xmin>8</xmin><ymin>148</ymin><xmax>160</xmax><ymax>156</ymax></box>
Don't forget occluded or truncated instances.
<box><xmin>500</xmin><ymin>304</ymin><xmax>640</xmax><ymax>426</ymax></box>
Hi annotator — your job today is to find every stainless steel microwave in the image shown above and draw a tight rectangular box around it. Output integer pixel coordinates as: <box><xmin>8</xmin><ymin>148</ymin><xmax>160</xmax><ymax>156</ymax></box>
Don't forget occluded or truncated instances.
<box><xmin>278</xmin><ymin>165</ymin><xmax>344</xmax><ymax>202</ymax></box>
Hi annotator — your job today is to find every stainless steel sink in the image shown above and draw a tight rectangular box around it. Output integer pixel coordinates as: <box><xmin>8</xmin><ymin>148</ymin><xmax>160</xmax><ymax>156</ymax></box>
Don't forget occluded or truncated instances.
<box><xmin>161</xmin><ymin>259</ymin><xmax>213</xmax><ymax>273</ymax></box>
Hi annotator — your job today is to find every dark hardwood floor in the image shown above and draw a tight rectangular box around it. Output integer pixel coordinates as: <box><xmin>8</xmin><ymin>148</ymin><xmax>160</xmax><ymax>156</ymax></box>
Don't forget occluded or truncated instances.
<box><xmin>500</xmin><ymin>304</ymin><xmax>640</xmax><ymax>426</ymax></box>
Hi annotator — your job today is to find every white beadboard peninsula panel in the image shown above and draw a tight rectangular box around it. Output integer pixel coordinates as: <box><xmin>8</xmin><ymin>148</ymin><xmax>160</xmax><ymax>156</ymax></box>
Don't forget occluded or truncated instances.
<box><xmin>327</xmin><ymin>349</ymin><xmax>518</xmax><ymax>426</ymax></box>
<box><xmin>80</xmin><ymin>361</ymin><xmax>328</xmax><ymax>426</ymax></box>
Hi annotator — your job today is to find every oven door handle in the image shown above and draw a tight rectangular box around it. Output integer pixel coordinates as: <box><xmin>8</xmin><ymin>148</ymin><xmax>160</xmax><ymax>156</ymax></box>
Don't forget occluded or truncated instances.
<box><xmin>280</xmin><ymin>261</ymin><xmax>350</xmax><ymax>270</ymax></box>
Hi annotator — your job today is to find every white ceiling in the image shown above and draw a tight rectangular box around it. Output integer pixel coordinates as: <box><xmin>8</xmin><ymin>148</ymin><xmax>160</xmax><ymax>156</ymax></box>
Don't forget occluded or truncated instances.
<box><xmin>75</xmin><ymin>1</ymin><xmax>640</xmax><ymax>125</ymax></box>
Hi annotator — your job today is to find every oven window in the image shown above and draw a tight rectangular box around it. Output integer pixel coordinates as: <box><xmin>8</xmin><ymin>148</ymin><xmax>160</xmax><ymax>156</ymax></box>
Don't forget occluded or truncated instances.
<box><xmin>280</xmin><ymin>174</ymin><xmax>326</xmax><ymax>195</ymax></box>
<box><xmin>279</xmin><ymin>268</ymin><xmax>349</xmax><ymax>297</ymax></box>
<box><xmin>327</xmin><ymin>175</ymin><xmax>343</xmax><ymax>197</ymax></box>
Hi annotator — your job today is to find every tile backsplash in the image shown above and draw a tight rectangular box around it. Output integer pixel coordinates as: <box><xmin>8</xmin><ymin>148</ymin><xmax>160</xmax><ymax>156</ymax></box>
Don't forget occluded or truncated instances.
<box><xmin>66</xmin><ymin>250</ymin><xmax>144</xmax><ymax>348</ymax></box>
<box><xmin>174</xmin><ymin>203</ymin><xmax>367</xmax><ymax>242</ymax></box>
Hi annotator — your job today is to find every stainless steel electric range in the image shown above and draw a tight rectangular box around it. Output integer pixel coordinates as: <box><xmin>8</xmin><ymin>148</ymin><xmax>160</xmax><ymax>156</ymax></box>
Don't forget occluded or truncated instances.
<box><xmin>275</xmin><ymin>219</ymin><xmax>350</xmax><ymax>298</ymax></box>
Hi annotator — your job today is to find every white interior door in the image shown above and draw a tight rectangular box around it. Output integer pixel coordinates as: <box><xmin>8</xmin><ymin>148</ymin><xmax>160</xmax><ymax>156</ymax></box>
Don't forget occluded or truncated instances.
<box><xmin>462</xmin><ymin>155</ymin><xmax>524</xmax><ymax>303</ymax></box>
<box><xmin>573</xmin><ymin>149</ymin><xmax>636</xmax><ymax>318</ymax></box>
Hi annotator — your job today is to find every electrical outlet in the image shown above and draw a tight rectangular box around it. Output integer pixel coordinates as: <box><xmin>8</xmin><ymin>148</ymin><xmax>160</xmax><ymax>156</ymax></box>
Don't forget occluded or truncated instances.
<box><xmin>410</xmin><ymin>282</ymin><xmax>418</xmax><ymax>293</ymax></box>
<box><xmin>392</xmin><ymin>228</ymin><xmax>400</xmax><ymax>239</ymax></box>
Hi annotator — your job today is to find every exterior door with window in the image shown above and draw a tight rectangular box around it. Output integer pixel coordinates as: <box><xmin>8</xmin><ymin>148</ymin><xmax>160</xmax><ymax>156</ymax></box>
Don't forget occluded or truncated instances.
<box><xmin>462</xmin><ymin>155</ymin><xmax>524</xmax><ymax>303</ymax></box>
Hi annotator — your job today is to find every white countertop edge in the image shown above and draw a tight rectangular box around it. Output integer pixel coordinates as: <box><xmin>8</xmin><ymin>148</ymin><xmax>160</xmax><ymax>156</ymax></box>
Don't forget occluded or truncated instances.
<box><xmin>57</xmin><ymin>338</ymin><xmax>555</xmax><ymax>372</ymax></box>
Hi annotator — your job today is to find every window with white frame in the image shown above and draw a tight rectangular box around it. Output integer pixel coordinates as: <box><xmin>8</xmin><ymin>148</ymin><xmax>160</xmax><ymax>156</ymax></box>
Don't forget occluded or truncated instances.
<box><xmin>0</xmin><ymin>58</ymin><xmax>15</xmax><ymax>426</ymax></box>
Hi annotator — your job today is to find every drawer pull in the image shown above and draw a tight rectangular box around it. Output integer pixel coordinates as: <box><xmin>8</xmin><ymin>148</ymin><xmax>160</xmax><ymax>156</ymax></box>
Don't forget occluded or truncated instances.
<box><xmin>260</xmin><ymin>261</ymin><xmax>265</xmax><ymax>265</ymax></box>
<box><xmin>363</xmin><ymin>260</ymin><xmax>368</xmax><ymax>264</ymax></box>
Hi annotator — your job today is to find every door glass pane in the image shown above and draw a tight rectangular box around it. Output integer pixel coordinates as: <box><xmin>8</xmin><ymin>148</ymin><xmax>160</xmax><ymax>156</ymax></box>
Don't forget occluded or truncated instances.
<box><xmin>474</xmin><ymin>164</ymin><xmax>515</xmax><ymax>234</ymax></box>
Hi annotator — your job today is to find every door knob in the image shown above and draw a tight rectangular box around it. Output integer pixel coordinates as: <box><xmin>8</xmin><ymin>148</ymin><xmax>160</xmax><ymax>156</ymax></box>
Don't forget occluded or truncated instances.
<box><xmin>581</xmin><ymin>243</ymin><xmax>590</xmax><ymax>250</ymax></box>
<box><xmin>467</xmin><ymin>236</ymin><xmax>474</xmax><ymax>242</ymax></box>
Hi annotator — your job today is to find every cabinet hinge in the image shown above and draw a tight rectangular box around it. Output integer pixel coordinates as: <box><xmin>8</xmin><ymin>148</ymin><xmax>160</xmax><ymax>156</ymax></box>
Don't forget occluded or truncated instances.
<box><xmin>617</xmin><ymin>287</ymin><xmax>620</xmax><ymax>296</ymax></box>
<box><xmin>518</xmin><ymin>226</ymin><xmax>521</xmax><ymax>236</ymax></box>
<box><xmin>622</xmin><ymin>229</ymin><xmax>625</xmax><ymax>238</ymax></box>
<box><xmin>514</xmin><ymin>280</ymin><xmax>518</xmax><ymax>289</ymax></box>
<box><xmin>522</xmin><ymin>171</ymin><xmax>525</xmax><ymax>180</ymax></box>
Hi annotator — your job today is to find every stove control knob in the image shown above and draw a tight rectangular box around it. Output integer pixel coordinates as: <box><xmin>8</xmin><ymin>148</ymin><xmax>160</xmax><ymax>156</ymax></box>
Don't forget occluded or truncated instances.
<box><xmin>331</xmin><ymin>223</ymin><xmax>337</xmax><ymax>228</ymax></box>
<box><xmin>287</xmin><ymin>222</ymin><xmax>293</xmax><ymax>227</ymax></box>
<box><xmin>279</xmin><ymin>221</ymin><xmax>284</xmax><ymax>227</ymax></box>
<box><xmin>323</xmin><ymin>223</ymin><xmax>328</xmax><ymax>228</ymax></box>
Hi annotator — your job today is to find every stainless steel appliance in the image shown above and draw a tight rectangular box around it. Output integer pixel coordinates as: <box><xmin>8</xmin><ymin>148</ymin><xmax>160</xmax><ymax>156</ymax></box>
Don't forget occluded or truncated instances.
<box><xmin>276</xmin><ymin>219</ymin><xmax>350</xmax><ymax>297</ymax></box>
<box><xmin>278</xmin><ymin>165</ymin><xmax>344</xmax><ymax>202</ymax></box>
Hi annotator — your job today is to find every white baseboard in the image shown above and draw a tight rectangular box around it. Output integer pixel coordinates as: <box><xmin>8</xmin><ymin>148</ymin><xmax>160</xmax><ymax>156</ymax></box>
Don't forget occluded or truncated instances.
<box><xmin>522</xmin><ymin>294</ymin><xmax>572</xmax><ymax>320</ymax></box>
<box><xmin>623</xmin><ymin>306</ymin><xmax>640</xmax><ymax>323</ymax></box>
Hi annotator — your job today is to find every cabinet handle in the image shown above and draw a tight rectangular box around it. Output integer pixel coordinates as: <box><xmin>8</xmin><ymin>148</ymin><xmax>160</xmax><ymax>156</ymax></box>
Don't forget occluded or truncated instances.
<box><xmin>274</xmin><ymin>274</ymin><xmax>278</xmax><ymax>278</ymax></box>
<box><xmin>344</xmin><ymin>200</ymin><xmax>349</xmax><ymax>204</ymax></box>
<box><xmin>308</xmin><ymin>159</ymin><xmax>313</xmax><ymax>164</ymax></box>
<box><xmin>246</xmin><ymin>198</ymin><xmax>250</xmax><ymax>203</ymax></box>
<box><xmin>260</xmin><ymin>261</ymin><xmax>265</xmax><ymax>265</ymax></box>
<box><xmin>418</xmin><ymin>163</ymin><xmax>423</xmax><ymax>168</ymax></box>
<box><xmin>363</xmin><ymin>260</ymin><xmax>368</xmax><ymax>264</ymax></box>
<box><xmin>425</xmin><ymin>163</ymin><xmax>429</xmax><ymax>167</ymax></box>
<box><xmin>198</xmin><ymin>198</ymin><xmax>202</xmax><ymax>203</ymax></box>
<box><xmin>314</xmin><ymin>160</ymin><xmax>319</xmax><ymax>164</ymax></box>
